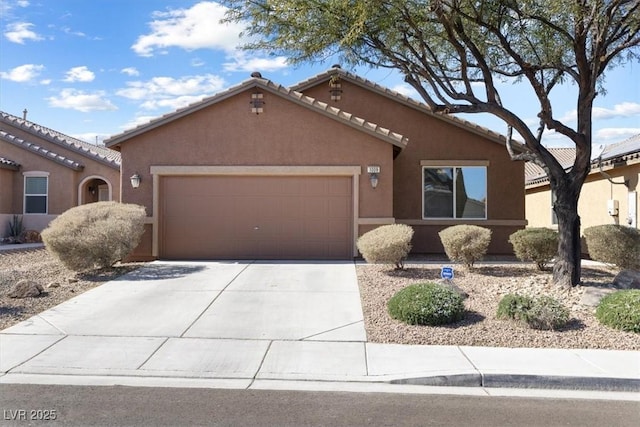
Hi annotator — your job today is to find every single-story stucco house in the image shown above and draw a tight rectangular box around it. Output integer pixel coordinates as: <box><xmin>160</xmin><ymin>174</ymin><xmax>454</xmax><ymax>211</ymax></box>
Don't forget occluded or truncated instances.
<box><xmin>105</xmin><ymin>68</ymin><xmax>526</xmax><ymax>261</ymax></box>
<box><xmin>526</xmin><ymin>134</ymin><xmax>639</xmax><ymax>231</ymax></box>
<box><xmin>0</xmin><ymin>111</ymin><xmax>121</xmax><ymax>236</ymax></box>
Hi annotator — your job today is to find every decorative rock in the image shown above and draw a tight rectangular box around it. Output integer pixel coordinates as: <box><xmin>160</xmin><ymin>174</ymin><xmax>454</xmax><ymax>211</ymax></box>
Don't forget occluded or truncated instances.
<box><xmin>47</xmin><ymin>281</ymin><xmax>61</xmax><ymax>289</ymax></box>
<box><xmin>67</xmin><ymin>277</ymin><xmax>79</xmax><ymax>284</ymax></box>
<box><xmin>9</xmin><ymin>280</ymin><xmax>44</xmax><ymax>298</ymax></box>
<box><xmin>612</xmin><ymin>269</ymin><xmax>640</xmax><ymax>289</ymax></box>
<box><xmin>579</xmin><ymin>287</ymin><xmax>615</xmax><ymax>307</ymax></box>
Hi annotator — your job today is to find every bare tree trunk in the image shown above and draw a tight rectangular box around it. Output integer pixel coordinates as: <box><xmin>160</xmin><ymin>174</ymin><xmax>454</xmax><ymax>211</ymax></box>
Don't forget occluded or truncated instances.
<box><xmin>552</xmin><ymin>187</ymin><xmax>582</xmax><ymax>288</ymax></box>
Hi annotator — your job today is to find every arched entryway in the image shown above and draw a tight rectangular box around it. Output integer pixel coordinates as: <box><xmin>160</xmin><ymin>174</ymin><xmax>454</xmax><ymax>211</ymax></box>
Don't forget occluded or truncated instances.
<box><xmin>79</xmin><ymin>176</ymin><xmax>112</xmax><ymax>205</ymax></box>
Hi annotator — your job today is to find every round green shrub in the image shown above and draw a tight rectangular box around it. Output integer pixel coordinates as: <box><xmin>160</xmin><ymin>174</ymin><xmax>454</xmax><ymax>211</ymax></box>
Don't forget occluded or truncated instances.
<box><xmin>509</xmin><ymin>228</ymin><xmax>558</xmax><ymax>270</ymax></box>
<box><xmin>438</xmin><ymin>224</ymin><xmax>491</xmax><ymax>268</ymax></box>
<box><xmin>357</xmin><ymin>224</ymin><xmax>414</xmax><ymax>270</ymax></box>
<box><xmin>525</xmin><ymin>296</ymin><xmax>570</xmax><ymax>330</ymax></box>
<box><xmin>41</xmin><ymin>201</ymin><xmax>146</xmax><ymax>271</ymax></box>
<box><xmin>387</xmin><ymin>282</ymin><xmax>465</xmax><ymax>326</ymax></box>
<box><xmin>596</xmin><ymin>290</ymin><xmax>640</xmax><ymax>333</ymax></box>
<box><xmin>496</xmin><ymin>293</ymin><xmax>534</xmax><ymax>321</ymax></box>
<box><xmin>584</xmin><ymin>225</ymin><xmax>640</xmax><ymax>269</ymax></box>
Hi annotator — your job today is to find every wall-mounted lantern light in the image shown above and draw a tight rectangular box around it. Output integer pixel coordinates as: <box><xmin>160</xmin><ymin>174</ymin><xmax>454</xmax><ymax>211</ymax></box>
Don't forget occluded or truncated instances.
<box><xmin>130</xmin><ymin>173</ymin><xmax>141</xmax><ymax>189</ymax></box>
<box><xmin>251</xmin><ymin>91</ymin><xmax>264</xmax><ymax>114</ymax></box>
<box><xmin>367</xmin><ymin>165</ymin><xmax>380</xmax><ymax>189</ymax></box>
<box><xmin>88</xmin><ymin>185</ymin><xmax>96</xmax><ymax>195</ymax></box>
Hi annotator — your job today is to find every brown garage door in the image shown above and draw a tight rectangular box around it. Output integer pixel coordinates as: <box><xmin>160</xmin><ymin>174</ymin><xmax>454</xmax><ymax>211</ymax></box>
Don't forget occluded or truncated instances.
<box><xmin>160</xmin><ymin>175</ymin><xmax>353</xmax><ymax>259</ymax></box>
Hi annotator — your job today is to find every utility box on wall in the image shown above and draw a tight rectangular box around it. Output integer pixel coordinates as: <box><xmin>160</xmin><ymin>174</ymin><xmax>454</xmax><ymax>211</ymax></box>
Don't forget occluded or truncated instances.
<box><xmin>629</xmin><ymin>192</ymin><xmax>638</xmax><ymax>228</ymax></box>
<box><xmin>607</xmin><ymin>199</ymin><xmax>619</xmax><ymax>216</ymax></box>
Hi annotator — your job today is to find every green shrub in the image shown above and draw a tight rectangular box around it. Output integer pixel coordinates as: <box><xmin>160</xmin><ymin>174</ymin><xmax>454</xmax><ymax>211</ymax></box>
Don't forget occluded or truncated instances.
<box><xmin>438</xmin><ymin>224</ymin><xmax>491</xmax><ymax>268</ymax></box>
<box><xmin>526</xmin><ymin>296</ymin><xmax>570</xmax><ymax>330</ymax></box>
<box><xmin>596</xmin><ymin>290</ymin><xmax>640</xmax><ymax>333</ymax></box>
<box><xmin>496</xmin><ymin>293</ymin><xmax>534</xmax><ymax>321</ymax></box>
<box><xmin>584</xmin><ymin>225</ymin><xmax>640</xmax><ymax>269</ymax></box>
<box><xmin>357</xmin><ymin>224</ymin><xmax>414</xmax><ymax>269</ymax></box>
<box><xmin>41</xmin><ymin>202</ymin><xmax>146</xmax><ymax>271</ymax></box>
<box><xmin>496</xmin><ymin>294</ymin><xmax>569</xmax><ymax>330</ymax></box>
<box><xmin>509</xmin><ymin>228</ymin><xmax>558</xmax><ymax>270</ymax></box>
<box><xmin>387</xmin><ymin>282</ymin><xmax>465</xmax><ymax>326</ymax></box>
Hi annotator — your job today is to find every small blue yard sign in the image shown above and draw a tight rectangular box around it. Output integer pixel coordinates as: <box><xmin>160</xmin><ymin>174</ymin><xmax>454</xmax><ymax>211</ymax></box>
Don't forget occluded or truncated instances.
<box><xmin>441</xmin><ymin>266</ymin><xmax>454</xmax><ymax>280</ymax></box>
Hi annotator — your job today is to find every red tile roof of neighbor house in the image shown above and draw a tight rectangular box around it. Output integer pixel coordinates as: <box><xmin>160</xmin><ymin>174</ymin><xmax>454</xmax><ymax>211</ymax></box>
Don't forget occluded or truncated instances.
<box><xmin>525</xmin><ymin>134</ymin><xmax>640</xmax><ymax>187</ymax></box>
<box><xmin>0</xmin><ymin>111</ymin><xmax>121</xmax><ymax>169</ymax></box>
<box><xmin>0</xmin><ymin>130</ymin><xmax>84</xmax><ymax>170</ymax></box>
<box><xmin>105</xmin><ymin>74</ymin><xmax>409</xmax><ymax>149</ymax></box>
<box><xmin>291</xmin><ymin>67</ymin><xmax>512</xmax><ymax>147</ymax></box>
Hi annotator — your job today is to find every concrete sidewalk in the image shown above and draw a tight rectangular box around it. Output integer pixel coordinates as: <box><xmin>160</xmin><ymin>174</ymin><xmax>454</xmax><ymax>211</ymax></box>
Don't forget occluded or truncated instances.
<box><xmin>1</xmin><ymin>261</ymin><xmax>638</xmax><ymax>398</ymax></box>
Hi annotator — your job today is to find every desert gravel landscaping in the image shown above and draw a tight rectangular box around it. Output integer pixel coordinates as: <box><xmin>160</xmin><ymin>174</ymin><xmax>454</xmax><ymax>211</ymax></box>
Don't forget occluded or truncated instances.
<box><xmin>1</xmin><ymin>248</ymin><xmax>638</xmax><ymax>350</ymax></box>
<box><xmin>0</xmin><ymin>248</ymin><xmax>143</xmax><ymax>330</ymax></box>
<box><xmin>357</xmin><ymin>260</ymin><xmax>640</xmax><ymax>350</ymax></box>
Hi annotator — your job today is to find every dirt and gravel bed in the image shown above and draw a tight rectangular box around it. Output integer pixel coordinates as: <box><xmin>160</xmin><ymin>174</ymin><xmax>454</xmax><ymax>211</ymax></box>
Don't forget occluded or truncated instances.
<box><xmin>0</xmin><ymin>247</ymin><xmax>144</xmax><ymax>330</ymax></box>
<box><xmin>356</xmin><ymin>260</ymin><xmax>640</xmax><ymax>350</ymax></box>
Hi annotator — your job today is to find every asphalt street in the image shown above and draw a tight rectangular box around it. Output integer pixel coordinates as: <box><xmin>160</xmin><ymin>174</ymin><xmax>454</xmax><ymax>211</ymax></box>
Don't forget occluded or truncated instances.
<box><xmin>1</xmin><ymin>385</ymin><xmax>639</xmax><ymax>427</ymax></box>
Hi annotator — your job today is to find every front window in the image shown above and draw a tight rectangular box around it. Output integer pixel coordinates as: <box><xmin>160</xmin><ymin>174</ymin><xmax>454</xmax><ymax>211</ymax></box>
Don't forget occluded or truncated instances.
<box><xmin>24</xmin><ymin>175</ymin><xmax>48</xmax><ymax>214</ymax></box>
<box><xmin>423</xmin><ymin>166</ymin><xmax>487</xmax><ymax>219</ymax></box>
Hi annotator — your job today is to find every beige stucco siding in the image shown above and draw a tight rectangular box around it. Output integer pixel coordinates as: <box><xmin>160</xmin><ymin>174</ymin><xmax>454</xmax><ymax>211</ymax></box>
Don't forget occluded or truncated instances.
<box><xmin>526</xmin><ymin>162</ymin><xmax>640</xmax><ymax>230</ymax></box>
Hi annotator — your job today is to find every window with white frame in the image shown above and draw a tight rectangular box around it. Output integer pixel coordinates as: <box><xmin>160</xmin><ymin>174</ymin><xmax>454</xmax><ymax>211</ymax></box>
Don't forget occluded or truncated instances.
<box><xmin>24</xmin><ymin>173</ymin><xmax>48</xmax><ymax>214</ymax></box>
<box><xmin>423</xmin><ymin>166</ymin><xmax>487</xmax><ymax>219</ymax></box>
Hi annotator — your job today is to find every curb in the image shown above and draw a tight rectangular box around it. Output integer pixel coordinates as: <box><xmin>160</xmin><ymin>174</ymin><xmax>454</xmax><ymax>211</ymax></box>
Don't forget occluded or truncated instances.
<box><xmin>390</xmin><ymin>374</ymin><xmax>640</xmax><ymax>392</ymax></box>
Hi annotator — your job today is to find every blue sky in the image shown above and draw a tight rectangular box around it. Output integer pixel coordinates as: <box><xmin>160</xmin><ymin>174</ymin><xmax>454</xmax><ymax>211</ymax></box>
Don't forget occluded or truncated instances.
<box><xmin>1</xmin><ymin>0</ymin><xmax>638</xmax><ymax>147</ymax></box>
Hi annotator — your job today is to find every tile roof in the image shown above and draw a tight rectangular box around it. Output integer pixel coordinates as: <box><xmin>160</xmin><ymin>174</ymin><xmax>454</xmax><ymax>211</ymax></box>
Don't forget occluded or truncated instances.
<box><xmin>525</xmin><ymin>134</ymin><xmax>640</xmax><ymax>187</ymax></box>
<box><xmin>105</xmin><ymin>77</ymin><xmax>409</xmax><ymax>149</ymax></box>
<box><xmin>0</xmin><ymin>111</ymin><xmax>121</xmax><ymax>169</ymax></box>
<box><xmin>0</xmin><ymin>156</ymin><xmax>20</xmax><ymax>170</ymax></box>
<box><xmin>291</xmin><ymin>67</ymin><xmax>509</xmax><ymax>146</ymax></box>
<box><xmin>0</xmin><ymin>130</ymin><xmax>84</xmax><ymax>171</ymax></box>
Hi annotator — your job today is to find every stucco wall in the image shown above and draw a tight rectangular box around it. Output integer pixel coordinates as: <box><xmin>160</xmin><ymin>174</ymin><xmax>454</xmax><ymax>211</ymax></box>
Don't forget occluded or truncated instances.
<box><xmin>116</xmin><ymin>85</ymin><xmax>396</xmax><ymax>259</ymax></box>
<box><xmin>0</xmin><ymin>167</ymin><xmax>15</xmax><ymax>213</ymax></box>
<box><xmin>301</xmin><ymin>78</ymin><xmax>526</xmax><ymax>254</ymax></box>
<box><xmin>526</xmin><ymin>162</ymin><xmax>640</xmax><ymax>230</ymax></box>
<box><xmin>0</xmin><ymin>122</ymin><xmax>120</xmax><ymax>218</ymax></box>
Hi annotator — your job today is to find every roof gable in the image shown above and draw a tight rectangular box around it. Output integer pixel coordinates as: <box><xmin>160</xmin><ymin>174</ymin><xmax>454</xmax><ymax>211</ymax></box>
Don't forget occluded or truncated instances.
<box><xmin>0</xmin><ymin>130</ymin><xmax>84</xmax><ymax>171</ymax></box>
<box><xmin>0</xmin><ymin>111</ymin><xmax>121</xmax><ymax>169</ymax></box>
<box><xmin>105</xmin><ymin>77</ymin><xmax>408</xmax><ymax>149</ymax></box>
<box><xmin>292</xmin><ymin>67</ymin><xmax>508</xmax><ymax>146</ymax></box>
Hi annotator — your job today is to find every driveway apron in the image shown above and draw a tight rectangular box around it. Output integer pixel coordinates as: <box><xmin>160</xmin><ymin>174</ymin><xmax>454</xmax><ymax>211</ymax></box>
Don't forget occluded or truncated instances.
<box><xmin>1</xmin><ymin>261</ymin><xmax>367</xmax><ymax>380</ymax></box>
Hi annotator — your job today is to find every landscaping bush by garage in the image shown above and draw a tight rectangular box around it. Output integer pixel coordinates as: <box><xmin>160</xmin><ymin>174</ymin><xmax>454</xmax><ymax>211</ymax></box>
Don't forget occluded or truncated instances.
<box><xmin>496</xmin><ymin>293</ymin><xmax>534</xmax><ymax>321</ymax></box>
<box><xmin>596</xmin><ymin>290</ymin><xmax>640</xmax><ymax>333</ymax></box>
<box><xmin>357</xmin><ymin>224</ymin><xmax>414</xmax><ymax>270</ymax></box>
<box><xmin>584</xmin><ymin>224</ymin><xmax>640</xmax><ymax>269</ymax></box>
<box><xmin>387</xmin><ymin>282</ymin><xmax>465</xmax><ymax>326</ymax></box>
<box><xmin>509</xmin><ymin>228</ymin><xmax>558</xmax><ymax>270</ymax></box>
<box><xmin>439</xmin><ymin>224</ymin><xmax>491</xmax><ymax>268</ymax></box>
<box><xmin>41</xmin><ymin>202</ymin><xmax>146</xmax><ymax>271</ymax></box>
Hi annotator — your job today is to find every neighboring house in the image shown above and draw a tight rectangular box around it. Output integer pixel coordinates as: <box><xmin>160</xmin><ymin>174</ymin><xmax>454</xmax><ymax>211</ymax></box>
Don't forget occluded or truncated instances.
<box><xmin>105</xmin><ymin>68</ymin><xmax>525</xmax><ymax>261</ymax></box>
<box><xmin>526</xmin><ymin>134</ymin><xmax>639</xmax><ymax>232</ymax></box>
<box><xmin>0</xmin><ymin>111</ymin><xmax>121</xmax><ymax>236</ymax></box>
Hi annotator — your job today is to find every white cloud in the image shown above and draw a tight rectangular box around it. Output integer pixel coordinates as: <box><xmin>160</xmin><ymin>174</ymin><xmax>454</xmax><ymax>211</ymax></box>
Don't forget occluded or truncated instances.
<box><xmin>121</xmin><ymin>67</ymin><xmax>140</xmax><ymax>76</ymax></box>
<box><xmin>560</xmin><ymin>102</ymin><xmax>640</xmax><ymax>122</ymax></box>
<box><xmin>595</xmin><ymin>127</ymin><xmax>640</xmax><ymax>143</ymax></box>
<box><xmin>61</xmin><ymin>26</ymin><xmax>86</xmax><ymax>37</ymax></box>
<box><xmin>0</xmin><ymin>63</ymin><xmax>44</xmax><ymax>82</ymax></box>
<box><xmin>390</xmin><ymin>83</ymin><xmax>418</xmax><ymax>98</ymax></box>
<box><xmin>17</xmin><ymin>1</ymin><xmax>30</xmax><ymax>7</ymax></box>
<box><xmin>132</xmin><ymin>1</ymin><xmax>243</xmax><ymax>57</ymax></box>
<box><xmin>47</xmin><ymin>89</ymin><xmax>117</xmax><ymax>112</ymax></box>
<box><xmin>4</xmin><ymin>21</ymin><xmax>43</xmax><ymax>44</ymax></box>
<box><xmin>116</xmin><ymin>74</ymin><xmax>225</xmax><ymax>111</ymax></box>
<box><xmin>191</xmin><ymin>58</ymin><xmax>205</xmax><ymax>67</ymax></box>
<box><xmin>63</xmin><ymin>66</ymin><xmax>95</xmax><ymax>82</ymax></box>
<box><xmin>74</xmin><ymin>132</ymin><xmax>111</xmax><ymax>145</ymax></box>
<box><xmin>120</xmin><ymin>115</ymin><xmax>159</xmax><ymax>131</ymax></box>
<box><xmin>40</xmin><ymin>78</ymin><xmax>51</xmax><ymax>85</ymax></box>
<box><xmin>223</xmin><ymin>53</ymin><xmax>288</xmax><ymax>73</ymax></box>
